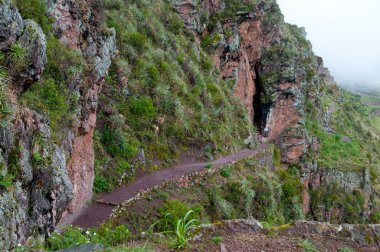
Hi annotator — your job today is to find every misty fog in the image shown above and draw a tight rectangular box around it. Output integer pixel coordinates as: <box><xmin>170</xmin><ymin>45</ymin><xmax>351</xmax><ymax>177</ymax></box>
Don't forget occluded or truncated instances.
<box><xmin>277</xmin><ymin>0</ymin><xmax>380</xmax><ymax>90</ymax></box>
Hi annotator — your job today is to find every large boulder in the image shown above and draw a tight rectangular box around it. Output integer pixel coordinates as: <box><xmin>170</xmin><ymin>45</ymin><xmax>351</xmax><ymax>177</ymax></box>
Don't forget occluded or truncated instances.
<box><xmin>0</xmin><ymin>0</ymin><xmax>24</xmax><ymax>49</ymax></box>
<box><xmin>0</xmin><ymin>0</ymin><xmax>47</xmax><ymax>88</ymax></box>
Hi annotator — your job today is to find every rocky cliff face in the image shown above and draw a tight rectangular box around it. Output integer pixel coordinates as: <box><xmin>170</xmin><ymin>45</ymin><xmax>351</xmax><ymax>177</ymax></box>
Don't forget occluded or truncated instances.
<box><xmin>0</xmin><ymin>0</ymin><xmax>115</xmax><ymax>249</ymax></box>
<box><xmin>45</xmin><ymin>0</ymin><xmax>116</xmax><ymax>223</ymax></box>
<box><xmin>171</xmin><ymin>0</ymin><xmax>377</xmax><ymax>222</ymax></box>
<box><xmin>0</xmin><ymin>0</ymin><xmax>378</xmax><ymax>249</ymax></box>
<box><xmin>171</xmin><ymin>0</ymin><xmax>316</xmax><ymax>164</ymax></box>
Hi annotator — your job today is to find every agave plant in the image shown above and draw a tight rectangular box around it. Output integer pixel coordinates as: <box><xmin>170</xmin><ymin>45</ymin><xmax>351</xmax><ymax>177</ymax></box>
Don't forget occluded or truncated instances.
<box><xmin>173</xmin><ymin>210</ymin><xmax>197</xmax><ymax>250</ymax></box>
<box><xmin>148</xmin><ymin>210</ymin><xmax>198</xmax><ymax>250</ymax></box>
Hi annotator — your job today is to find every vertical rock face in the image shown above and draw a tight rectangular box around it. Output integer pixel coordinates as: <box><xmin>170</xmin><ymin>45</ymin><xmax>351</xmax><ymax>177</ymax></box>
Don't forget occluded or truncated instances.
<box><xmin>171</xmin><ymin>0</ymin><xmax>314</xmax><ymax>163</ymax></box>
<box><xmin>45</xmin><ymin>0</ymin><xmax>116</xmax><ymax>221</ymax></box>
<box><xmin>0</xmin><ymin>1</ymin><xmax>73</xmax><ymax>249</ymax></box>
<box><xmin>171</xmin><ymin>0</ymin><xmax>375</xmax><ymax>219</ymax></box>
<box><xmin>0</xmin><ymin>0</ymin><xmax>115</xmax><ymax>249</ymax></box>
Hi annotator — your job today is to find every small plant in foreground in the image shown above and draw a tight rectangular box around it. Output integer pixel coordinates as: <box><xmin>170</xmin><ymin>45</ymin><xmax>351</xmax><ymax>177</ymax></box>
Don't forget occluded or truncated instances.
<box><xmin>339</xmin><ymin>247</ymin><xmax>355</xmax><ymax>252</ymax></box>
<box><xmin>220</xmin><ymin>165</ymin><xmax>232</xmax><ymax>178</ymax></box>
<box><xmin>149</xmin><ymin>210</ymin><xmax>198</xmax><ymax>250</ymax></box>
<box><xmin>173</xmin><ymin>210</ymin><xmax>197</xmax><ymax>250</ymax></box>
<box><xmin>299</xmin><ymin>239</ymin><xmax>318</xmax><ymax>252</ymax></box>
<box><xmin>211</xmin><ymin>236</ymin><xmax>223</xmax><ymax>244</ymax></box>
<box><xmin>46</xmin><ymin>224</ymin><xmax>130</xmax><ymax>250</ymax></box>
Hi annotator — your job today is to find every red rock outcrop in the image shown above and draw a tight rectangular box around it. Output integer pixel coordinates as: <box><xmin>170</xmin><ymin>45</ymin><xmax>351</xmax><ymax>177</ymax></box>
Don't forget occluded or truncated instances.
<box><xmin>172</xmin><ymin>0</ymin><xmax>310</xmax><ymax>163</ymax></box>
<box><xmin>46</xmin><ymin>0</ymin><xmax>116</xmax><ymax>222</ymax></box>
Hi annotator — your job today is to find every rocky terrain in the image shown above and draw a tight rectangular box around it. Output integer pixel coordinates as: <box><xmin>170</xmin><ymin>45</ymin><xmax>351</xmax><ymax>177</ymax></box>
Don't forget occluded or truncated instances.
<box><xmin>0</xmin><ymin>0</ymin><xmax>379</xmax><ymax>251</ymax></box>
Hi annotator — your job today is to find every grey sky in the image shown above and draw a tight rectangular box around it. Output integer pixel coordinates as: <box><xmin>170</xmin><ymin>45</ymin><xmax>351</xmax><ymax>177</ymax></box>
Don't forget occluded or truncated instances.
<box><xmin>276</xmin><ymin>0</ymin><xmax>380</xmax><ymax>88</ymax></box>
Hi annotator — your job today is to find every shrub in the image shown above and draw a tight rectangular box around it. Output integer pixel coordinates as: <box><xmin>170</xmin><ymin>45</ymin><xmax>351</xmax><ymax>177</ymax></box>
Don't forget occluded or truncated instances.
<box><xmin>220</xmin><ymin>165</ymin><xmax>232</xmax><ymax>178</ymax></box>
<box><xmin>129</xmin><ymin>97</ymin><xmax>156</xmax><ymax>119</ymax></box>
<box><xmin>156</xmin><ymin>200</ymin><xmax>201</xmax><ymax>232</ymax></box>
<box><xmin>44</xmin><ymin>37</ymin><xmax>84</xmax><ymax>83</ymax></box>
<box><xmin>0</xmin><ymin>68</ymin><xmax>12</xmax><ymax>121</ymax></box>
<box><xmin>46</xmin><ymin>224</ymin><xmax>131</xmax><ymax>251</ymax></box>
<box><xmin>0</xmin><ymin>174</ymin><xmax>14</xmax><ymax>189</ymax></box>
<box><xmin>101</xmin><ymin>127</ymin><xmax>139</xmax><ymax>158</ymax></box>
<box><xmin>208</xmin><ymin>189</ymin><xmax>235</xmax><ymax>220</ymax></box>
<box><xmin>91</xmin><ymin>224</ymin><xmax>131</xmax><ymax>247</ymax></box>
<box><xmin>212</xmin><ymin>236</ymin><xmax>223</xmax><ymax>244</ymax></box>
<box><xmin>93</xmin><ymin>174</ymin><xmax>112</xmax><ymax>193</ymax></box>
<box><xmin>168</xmin><ymin>15</ymin><xmax>184</xmax><ymax>32</ymax></box>
<box><xmin>310</xmin><ymin>184</ymin><xmax>365</xmax><ymax>223</ymax></box>
<box><xmin>299</xmin><ymin>239</ymin><xmax>318</xmax><ymax>252</ymax></box>
<box><xmin>127</xmin><ymin>32</ymin><xmax>148</xmax><ymax>53</ymax></box>
<box><xmin>278</xmin><ymin>168</ymin><xmax>304</xmax><ymax>221</ymax></box>
<box><xmin>9</xmin><ymin>43</ymin><xmax>26</xmax><ymax>61</ymax></box>
<box><xmin>46</xmin><ymin>226</ymin><xmax>88</xmax><ymax>251</ymax></box>
<box><xmin>205</xmin><ymin>163</ymin><xmax>213</xmax><ymax>169</ymax></box>
<box><xmin>14</xmin><ymin>0</ymin><xmax>53</xmax><ymax>33</ymax></box>
<box><xmin>21</xmin><ymin>78</ymin><xmax>75</xmax><ymax>141</ymax></box>
<box><xmin>149</xmin><ymin>208</ymin><xmax>198</xmax><ymax>250</ymax></box>
<box><xmin>250</xmin><ymin>175</ymin><xmax>284</xmax><ymax>224</ymax></box>
<box><xmin>273</xmin><ymin>146</ymin><xmax>281</xmax><ymax>168</ymax></box>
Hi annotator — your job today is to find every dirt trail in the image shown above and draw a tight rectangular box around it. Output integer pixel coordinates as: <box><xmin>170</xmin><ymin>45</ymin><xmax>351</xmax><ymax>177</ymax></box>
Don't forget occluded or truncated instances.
<box><xmin>62</xmin><ymin>144</ymin><xmax>268</xmax><ymax>228</ymax></box>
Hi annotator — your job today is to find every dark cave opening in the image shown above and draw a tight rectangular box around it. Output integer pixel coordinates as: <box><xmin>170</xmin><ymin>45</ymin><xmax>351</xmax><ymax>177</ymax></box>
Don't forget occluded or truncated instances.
<box><xmin>253</xmin><ymin>83</ymin><xmax>264</xmax><ymax>132</ymax></box>
<box><xmin>253</xmin><ymin>64</ymin><xmax>271</xmax><ymax>135</ymax></box>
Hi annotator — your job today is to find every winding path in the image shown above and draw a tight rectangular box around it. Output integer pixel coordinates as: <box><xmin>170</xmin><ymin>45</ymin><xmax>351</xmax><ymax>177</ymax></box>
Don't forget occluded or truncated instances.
<box><xmin>62</xmin><ymin>144</ymin><xmax>268</xmax><ymax>228</ymax></box>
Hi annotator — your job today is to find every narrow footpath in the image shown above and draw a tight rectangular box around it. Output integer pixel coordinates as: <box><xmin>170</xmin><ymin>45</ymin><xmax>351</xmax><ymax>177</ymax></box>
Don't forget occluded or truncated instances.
<box><xmin>63</xmin><ymin>143</ymin><xmax>269</xmax><ymax>228</ymax></box>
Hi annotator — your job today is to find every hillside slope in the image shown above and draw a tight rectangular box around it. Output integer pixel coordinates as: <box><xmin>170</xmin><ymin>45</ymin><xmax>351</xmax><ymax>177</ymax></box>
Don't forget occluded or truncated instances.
<box><xmin>0</xmin><ymin>0</ymin><xmax>379</xmax><ymax>250</ymax></box>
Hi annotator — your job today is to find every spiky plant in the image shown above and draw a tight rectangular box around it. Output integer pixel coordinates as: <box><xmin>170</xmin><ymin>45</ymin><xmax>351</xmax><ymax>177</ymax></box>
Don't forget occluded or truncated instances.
<box><xmin>173</xmin><ymin>210</ymin><xmax>197</xmax><ymax>250</ymax></box>
<box><xmin>299</xmin><ymin>239</ymin><xmax>318</xmax><ymax>252</ymax></box>
<box><xmin>241</xmin><ymin>179</ymin><xmax>255</xmax><ymax>219</ymax></box>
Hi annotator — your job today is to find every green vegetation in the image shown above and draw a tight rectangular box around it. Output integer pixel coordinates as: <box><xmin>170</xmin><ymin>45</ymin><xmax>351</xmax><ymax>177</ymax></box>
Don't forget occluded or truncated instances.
<box><xmin>299</xmin><ymin>239</ymin><xmax>318</xmax><ymax>252</ymax></box>
<box><xmin>14</xmin><ymin>0</ymin><xmax>53</xmax><ymax>33</ymax></box>
<box><xmin>361</xmin><ymin>93</ymin><xmax>380</xmax><ymax>132</ymax></box>
<box><xmin>156</xmin><ymin>200</ymin><xmax>203</xmax><ymax>232</ymax></box>
<box><xmin>95</xmin><ymin>0</ymin><xmax>252</xmax><ymax>192</ymax></box>
<box><xmin>13</xmin><ymin>0</ymin><xmax>84</xmax><ymax>143</ymax></box>
<box><xmin>304</xmin><ymin>80</ymin><xmax>380</xmax><ymax>223</ymax></box>
<box><xmin>111</xmin><ymin>155</ymin><xmax>304</xmax><ymax>233</ymax></box>
<box><xmin>220</xmin><ymin>164</ymin><xmax>232</xmax><ymax>178</ymax></box>
<box><xmin>311</xmin><ymin>184</ymin><xmax>365</xmax><ymax>224</ymax></box>
<box><xmin>0</xmin><ymin>67</ymin><xmax>12</xmax><ymax>123</ymax></box>
<box><xmin>306</xmin><ymin>86</ymin><xmax>379</xmax><ymax>171</ymax></box>
<box><xmin>172</xmin><ymin>210</ymin><xmax>197</xmax><ymax>250</ymax></box>
<box><xmin>21</xmin><ymin>78</ymin><xmax>77</xmax><ymax>142</ymax></box>
<box><xmin>149</xmin><ymin>207</ymin><xmax>198</xmax><ymax>250</ymax></box>
<box><xmin>211</xmin><ymin>236</ymin><xmax>223</xmax><ymax>244</ymax></box>
<box><xmin>0</xmin><ymin>173</ymin><xmax>14</xmax><ymax>189</ymax></box>
<box><xmin>204</xmin><ymin>0</ymin><xmax>258</xmax><ymax>31</ymax></box>
<box><xmin>260</xmin><ymin>23</ymin><xmax>314</xmax><ymax>103</ymax></box>
<box><xmin>103</xmin><ymin>244</ymin><xmax>154</xmax><ymax>252</ymax></box>
<box><xmin>273</xmin><ymin>146</ymin><xmax>281</xmax><ymax>168</ymax></box>
<box><xmin>46</xmin><ymin>224</ymin><xmax>130</xmax><ymax>251</ymax></box>
<box><xmin>339</xmin><ymin>247</ymin><xmax>355</xmax><ymax>252</ymax></box>
<box><xmin>0</xmin><ymin>50</ymin><xmax>14</xmax><ymax>190</ymax></box>
<box><xmin>9</xmin><ymin>43</ymin><xmax>26</xmax><ymax>69</ymax></box>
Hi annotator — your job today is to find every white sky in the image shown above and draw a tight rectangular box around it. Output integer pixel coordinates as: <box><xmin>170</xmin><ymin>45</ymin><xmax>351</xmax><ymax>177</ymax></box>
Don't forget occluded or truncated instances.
<box><xmin>276</xmin><ymin>0</ymin><xmax>380</xmax><ymax>88</ymax></box>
